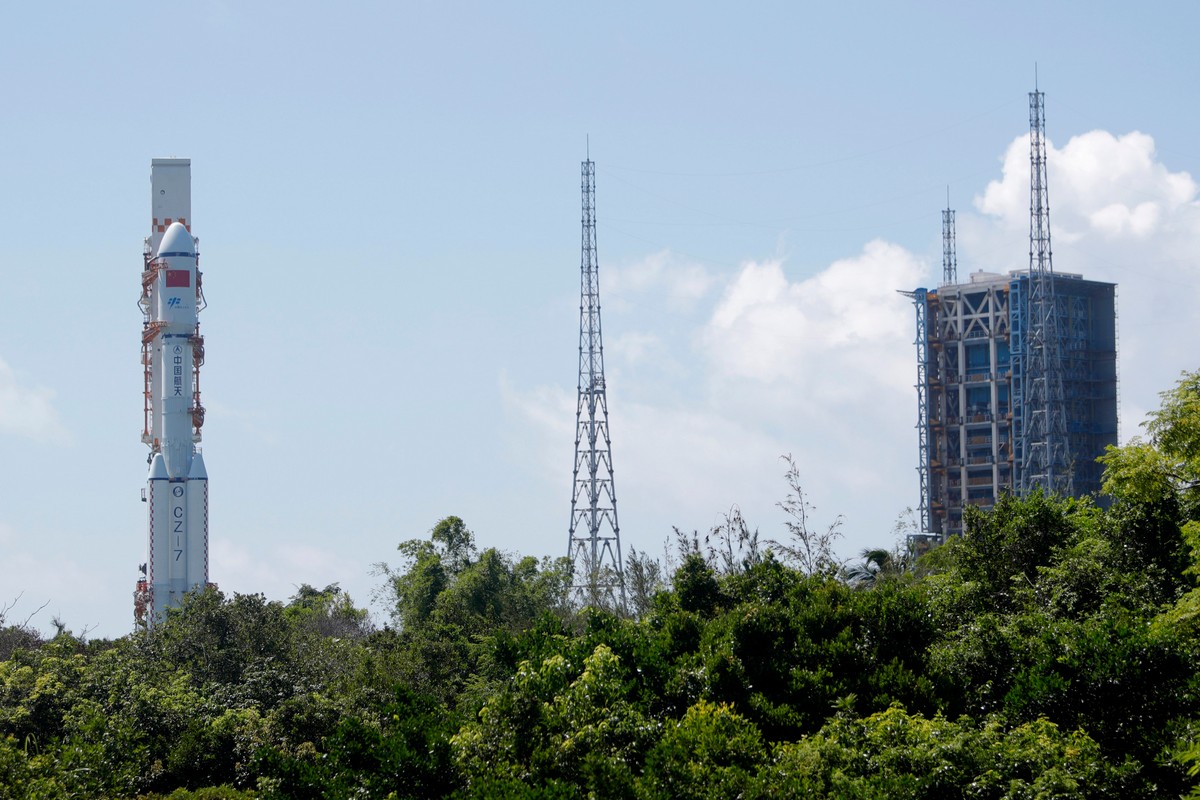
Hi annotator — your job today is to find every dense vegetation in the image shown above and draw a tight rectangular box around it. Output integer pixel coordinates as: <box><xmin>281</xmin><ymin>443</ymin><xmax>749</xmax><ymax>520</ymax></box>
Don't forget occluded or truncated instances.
<box><xmin>3</xmin><ymin>370</ymin><xmax>1200</xmax><ymax>799</ymax></box>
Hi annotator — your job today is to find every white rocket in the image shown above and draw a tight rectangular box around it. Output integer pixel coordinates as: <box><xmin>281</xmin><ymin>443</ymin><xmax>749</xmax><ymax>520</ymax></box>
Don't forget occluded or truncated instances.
<box><xmin>134</xmin><ymin>158</ymin><xmax>208</xmax><ymax>625</ymax></box>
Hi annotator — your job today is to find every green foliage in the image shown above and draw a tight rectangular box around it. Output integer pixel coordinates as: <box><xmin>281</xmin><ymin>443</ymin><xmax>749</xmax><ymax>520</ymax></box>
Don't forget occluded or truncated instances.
<box><xmin>432</xmin><ymin>515</ymin><xmax>476</xmax><ymax>575</ymax></box>
<box><xmin>673</xmin><ymin>553</ymin><xmax>723</xmax><ymax>615</ymax></box>
<box><xmin>285</xmin><ymin>583</ymin><xmax>372</xmax><ymax>639</ymax></box>
<box><xmin>148</xmin><ymin>588</ymin><xmax>306</xmax><ymax>694</ymax></box>
<box><xmin>453</xmin><ymin>642</ymin><xmax>657</xmax><ymax>797</ymax></box>
<box><xmin>0</xmin><ymin>628</ymin><xmax>43</xmax><ymax>665</ymax></box>
<box><xmin>374</xmin><ymin>517</ymin><xmax>573</xmax><ymax>704</ymax></box>
<box><xmin>140</xmin><ymin>788</ymin><xmax>258</xmax><ymax>800</ymax></box>
<box><xmin>1100</xmin><ymin>369</ymin><xmax>1200</xmax><ymax>588</ymax></box>
<box><xmin>919</xmin><ymin>491</ymin><xmax>1194</xmax><ymax>790</ymax></box>
<box><xmin>1103</xmin><ymin>369</ymin><xmax>1200</xmax><ymax>512</ymax></box>
<box><xmin>844</xmin><ymin>546</ymin><xmax>907</xmax><ymax>589</ymax></box>
<box><xmin>254</xmin><ymin>686</ymin><xmax>455</xmax><ymax>800</ymax></box>
<box><xmin>756</xmin><ymin>704</ymin><xmax>1135</xmax><ymax>798</ymax></box>
<box><xmin>640</xmin><ymin>700</ymin><xmax>765</xmax><ymax>799</ymax></box>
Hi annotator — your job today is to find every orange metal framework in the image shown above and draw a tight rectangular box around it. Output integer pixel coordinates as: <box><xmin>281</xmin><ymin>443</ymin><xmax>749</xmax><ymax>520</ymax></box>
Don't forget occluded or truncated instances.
<box><xmin>133</xmin><ymin>579</ymin><xmax>149</xmax><ymax>624</ymax></box>
<box><xmin>189</xmin><ymin>332</ymin><xmax>205</xmax><ymax>434</ymax></box>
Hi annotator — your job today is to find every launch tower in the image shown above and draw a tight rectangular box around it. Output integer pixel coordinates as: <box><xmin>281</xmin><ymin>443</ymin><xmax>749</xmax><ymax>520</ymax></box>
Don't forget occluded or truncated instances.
<box><xmin>133</xmin><ymin>158</ymin><xmax>209</xmax><ymax>625</ymax></box>
<box><xmin>567</xmin><ymin>158</ymin><xmax>626</xmax><ymax>609</ymax></box>
<box><xmin>907</xmin><ymin>91</ymin><xmax>1118</xmax><ymax>542</ymax></box>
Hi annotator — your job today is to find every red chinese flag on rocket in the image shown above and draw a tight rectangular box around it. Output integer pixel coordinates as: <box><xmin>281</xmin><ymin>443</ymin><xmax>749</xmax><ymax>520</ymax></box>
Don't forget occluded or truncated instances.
<box><xmin>166</xmin><ymin>270</ymin><xmax>191</xmax><ymax>288</ymax></box>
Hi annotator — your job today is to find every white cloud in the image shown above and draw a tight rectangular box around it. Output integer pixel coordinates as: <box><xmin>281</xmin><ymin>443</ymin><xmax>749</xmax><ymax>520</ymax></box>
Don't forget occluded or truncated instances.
<box><xmin>609</xmin><ymin>331</ymin><xmax>664</xmax><ymax>366</ymax></box>
<box><xmin>702</xmin><ymin>242</ymin><xmax>927</xmax><ymax>407</ymax></box>
<box><xmin>500</xmin><ymin>374</ymin><xmax>576</xmax><ymax>486</ymax></box>
<box><xmin>978</xmin><ymin>129</ymin><xmax>1200</xmax><ymax>244</ymax></box>
<box><xmin>604</xmin><ymin>250</ymin><xmax>716</xmax><ymax>312</ymax></box>
<box><xmin>611</xmin><ymin>401</ymin><xmax>789</xmax><ymax>524</ymax></box>
<box><xmin>972</xmin><ymin>127</ymin><xmax>1200</xmax><ymax>438</ymax></box>
<box><xmin>506</xmin><ymin>240</ymin><xmax>931</xmax><ymax>556</ymax></box>
<box><xmin>0</xmin><ymin>357</ymin><xmax>68</xmax><ymax>443</ymax></box>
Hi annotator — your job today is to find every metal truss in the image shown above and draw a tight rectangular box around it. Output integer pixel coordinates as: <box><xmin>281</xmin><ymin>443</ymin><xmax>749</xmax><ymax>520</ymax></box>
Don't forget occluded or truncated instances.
<box><xmin>568</xmin><ymin>159</ymin><xmax>626</xmax><ymax>609</ymax></box>
<box><xmin>1017</xmin><ymin>89</ymin><xmax>1072</xmax><ymax>497</ymax></box>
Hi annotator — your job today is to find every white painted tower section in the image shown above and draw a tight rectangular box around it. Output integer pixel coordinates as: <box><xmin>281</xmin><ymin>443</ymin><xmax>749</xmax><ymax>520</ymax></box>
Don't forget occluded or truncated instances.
<box><xmin>136</xmin><ymin>158</ymin><xmax>208</xmax><ymax>625</ymax></box>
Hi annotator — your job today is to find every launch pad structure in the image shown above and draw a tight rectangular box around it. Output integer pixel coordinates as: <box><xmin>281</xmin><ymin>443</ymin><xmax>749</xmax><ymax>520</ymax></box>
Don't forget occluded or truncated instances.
<box><xmin>906</xmin><ymin>90</ymin><xmax>1118</xmax><ymax>546</ymax></box>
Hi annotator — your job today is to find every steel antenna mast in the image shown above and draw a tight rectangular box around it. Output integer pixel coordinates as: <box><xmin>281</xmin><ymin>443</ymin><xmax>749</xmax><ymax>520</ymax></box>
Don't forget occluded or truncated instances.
<box><xmin>942</xmin><ymin>191</ymin><xmax>958</xmax><ymax>285</ymax></box>
<box><xmin>1018</xmin><ymin>86</ymin><xmax>1072</xmax><ymax>496</ymax></box>
<box><xmin>568</xmin><ymin>157</ymin><xmax>626</xmax><ymax>609</ymax></box>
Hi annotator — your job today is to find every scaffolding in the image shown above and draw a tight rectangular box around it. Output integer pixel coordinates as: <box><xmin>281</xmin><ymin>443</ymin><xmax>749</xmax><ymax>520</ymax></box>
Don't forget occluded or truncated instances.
<box><xmin>902</xmin><ymin>289</ymin><xmax>931</xmax><ymax>537</ymax></box>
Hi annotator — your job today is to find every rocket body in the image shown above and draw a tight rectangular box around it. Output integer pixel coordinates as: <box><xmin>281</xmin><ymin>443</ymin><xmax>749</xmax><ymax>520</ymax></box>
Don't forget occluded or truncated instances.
<box><xmin>138</xmin><ymin>159</ymin><xmax>208</xmax><ymax>625</ymax></box>
<box><xmin>156</xmin><ymin>223</ymin><xmax>198</xmax><ymax>480</ymax></box>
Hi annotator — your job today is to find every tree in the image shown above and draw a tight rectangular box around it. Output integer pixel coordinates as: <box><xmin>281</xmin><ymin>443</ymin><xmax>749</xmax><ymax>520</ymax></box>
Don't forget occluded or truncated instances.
<box><xmin>453</xmin><ymin>643</ymin><xmax>655</xmax><ymax>797</ymax></box>
<box><xmin>431</xmin><ymin>516</ymin><xmax>476</xmax><ymax>575</ymax></box>
<box><xmin>254</xmin><ymin>686</ymin><xmax>456</xmax><ymax>800</ymax></box>
<box><xmin>285</xmin><ymin>583</ymin><xmax>373</xmax><ymax>639</ymax></box>
<box><xmin>639</xmin><ymin>700</ymin><xmax>765</xmax><ymax>800</ymax></box>
<box><xmin>771</xmin><ymin>454</ymin><xmax>843</xmax><ymax>576</ymax></box>
<box><xmin>376</xmin><ymin>516</ymin><xmax>477</xmax><ymax>632</ymax></box>
<box><xmin>1100</xmin><ymin>369</ymin><xmax>1200</xmax><ymax>592</ymax></box>
<box><xmin>0</xmin><ymin>595</ymin><xmax>46</xmax><ymax>662</ymax></box>
<box><xmin>672</xmin><ymin>553</ymin><xmax>722</xmax><ymax>616</ymax></box>
<box><xmin>1100</xmin><ymin>368</ymin><xmax>1200</xmax><ymax>512</ymax></box>
<box><xmin>755</xmin><ymin>704</ymin><xmax>1133</xmax><ymax>798</ymax></box>
<box><xmin>844</xmin><ymin>547</ymin><xmax>905</xmax><ymax>589</ymax></box>
<box><xmin>624</xmin><ymin>547</ymin><xmax>664</xmax><ymax>619</ymax></box>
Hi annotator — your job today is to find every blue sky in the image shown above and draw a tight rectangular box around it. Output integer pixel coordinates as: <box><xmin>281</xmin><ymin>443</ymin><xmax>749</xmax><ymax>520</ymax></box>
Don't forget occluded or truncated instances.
<box><xmin>2</xmin><ymin>2</ymin><xmax>1198</xmax><ymax>637</ymax></box>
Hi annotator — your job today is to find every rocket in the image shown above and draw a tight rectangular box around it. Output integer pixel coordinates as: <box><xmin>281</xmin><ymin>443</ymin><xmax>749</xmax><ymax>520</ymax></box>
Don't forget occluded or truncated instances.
<box><xmin>134</xmin><ymin>158</ymin><xmax>209</xmax><ymax>625</ymax></box>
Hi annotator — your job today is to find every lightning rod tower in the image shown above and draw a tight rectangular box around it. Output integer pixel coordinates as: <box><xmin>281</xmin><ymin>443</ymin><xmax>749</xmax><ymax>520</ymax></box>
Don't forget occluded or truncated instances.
<box><xmin>1016</xmin><ymin>86</ymin><xmax>1072</xmax><ymax>496</ymax></box>
<box><xmin>568</xmin><ymin>157</ymin><xmax>626</xmax><ymax>609</ymax></box>
<box><xmin>942</xmin><ymin>196</ymin><xmax>958</xmax><ymax>285</ymax></box>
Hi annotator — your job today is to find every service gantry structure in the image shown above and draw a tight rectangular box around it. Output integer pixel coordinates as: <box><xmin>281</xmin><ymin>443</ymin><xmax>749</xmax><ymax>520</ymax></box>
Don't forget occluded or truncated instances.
<box><xmin>906</xmin><ymin>89</ymin><xmax>1118</xmax><ymax>544</ymax></box>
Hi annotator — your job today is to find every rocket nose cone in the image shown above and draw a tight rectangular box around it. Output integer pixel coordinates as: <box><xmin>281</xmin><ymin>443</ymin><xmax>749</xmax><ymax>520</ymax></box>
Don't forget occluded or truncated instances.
<box><xmin>159</xmin><ymin>222</ymin><xmax>195</xmax><ymax>257</ymax></box>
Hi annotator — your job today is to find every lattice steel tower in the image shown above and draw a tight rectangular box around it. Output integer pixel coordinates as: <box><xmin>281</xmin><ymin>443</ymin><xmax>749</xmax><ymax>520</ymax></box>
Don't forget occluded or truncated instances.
<box><xmin>568</xmin><ymin>158</ymin><xmax>626</xmax><ymax>608</ymax></box>
<box><xmin>942</xmin><ymin>199</ymin><xmax>958</xmax><ymax>285</ymax></box>
<box><xmin>1015</xmin><ymin>87</ymin><xmax>1072</xmax><ymax>496</ymax></box>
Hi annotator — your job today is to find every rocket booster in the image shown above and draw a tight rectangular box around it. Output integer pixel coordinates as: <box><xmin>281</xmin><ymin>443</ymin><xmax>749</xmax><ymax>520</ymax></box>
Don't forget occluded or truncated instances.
<box><xmin>137</xmin><ymin>159</ymin><xmax>208</xmax><ymax>625</ymax></box>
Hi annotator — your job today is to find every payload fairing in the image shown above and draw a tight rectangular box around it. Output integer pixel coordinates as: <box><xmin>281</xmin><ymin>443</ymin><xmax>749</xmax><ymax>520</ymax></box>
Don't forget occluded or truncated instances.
<box><xmin>133</xmin><ymin>159</ymin><xmax>209</xmax><ymax>625</ymax></box>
